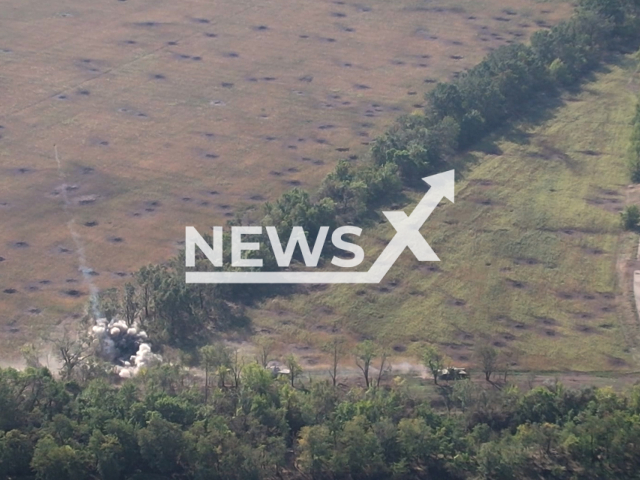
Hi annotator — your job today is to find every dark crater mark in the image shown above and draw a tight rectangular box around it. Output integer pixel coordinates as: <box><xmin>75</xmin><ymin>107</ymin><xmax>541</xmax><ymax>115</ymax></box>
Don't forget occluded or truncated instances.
<box><xmin>28</xmin><ymin>308</ymin><xmax>41</xmax><ymax>314</ymax></box>
<box><xmin>12</xmin><ymin>241</ymin><xmax>29</xmax><ymax>248</ymax></box>
<box><xmin>204</xmin><ymin>33</ymin><xmax>217</xmax><ymax>38</ymax></box>
<box><xmin>262</xmin><ymin>76</ymin><xmax>276</xmax><ymax>81</ymax></box>
<box><xmin>253</xmin><ymin>25</ymin><xmax>269</xmax><ymax>31</ymax></box>
<box><xmin>192</xmin><ymin>56</ymin><xmax>202</xmax><ymax>61</ymax></box>
<box><xmin>221</xmin><ymin>82</ymin><xmax>234</xmax><ymax>88</ymax></box>
<box><xmin>299</xmin><ymin>34</ymin><xmax>309</xmax><ymax>39</ymax></box>
<box><xmin>336</xmin><ymin>147</ymin><xmax>349</xmax><ymax>152</ymax></box>
<box><xmin>299</xmin><ymin>75</ymin><xmax>313</xmax><ymax>83</ymax></box>
<box><xmin>224</xmin><ymin>52</ymin><xmax>239</xmax><ymax>58</ymax></box>
<box><xmin>152</xmin><ymin>73</ymin><xmax>166</xmax><ymax>80</ymax></box>
<box><xmin>506</xmin><ymin>278</ymin><xmax>525</xmax><ymax>289</ymax></box>
<box><xmin>134</xmin><ymin>21</ymin><xmax>159</xmax><ymax>27</ymax></box>
<box><xmin>84</xmin><ymin>221</ymin><xmax>98</xmax><ymax>227</ymax></box>
<box><xmin>331</xmin><ymin>12</ymin><xmax>347</xmax><ymax>17</ymax></box>
<box><xmin>167</xmin><ymin>41</ymin><xmax>178</xmax><ymax>45</ymax></box>
<box><xmin>3</xmin><ymin>288</ymin><xmax>16</xmax><ymax>294</ymax></box>
<box><xmin>63</xmin><ymin>289</ymin><xmax>83</xmax><ymax>297</ymax></box>
<box><xmin>192</xmin><ymin>18</ymin><xmax>210</xmax><ymax>24</ymax></box>
<box><xmin>250</xmin><ymin>195</ymin><xmax>265</xmax><ymax>201</ymax></box>
<box><xmin>205</xmin><ymin>153</ymin><xmax>219</xmax><ymax>159</ymax></box>
<box><xmin>108</xmin><ymin>237</ymin><xmax>124</xmax><ymax>243</ymax></box>
<box><xmin>287</xmin><ymin>180</ymin><xmax>302</xmax><ymax>186</ymax></box>
<box><xmin>269</xmin><ymin>171</ymin><xmax>282</xmax><ymax>176</ymax></box>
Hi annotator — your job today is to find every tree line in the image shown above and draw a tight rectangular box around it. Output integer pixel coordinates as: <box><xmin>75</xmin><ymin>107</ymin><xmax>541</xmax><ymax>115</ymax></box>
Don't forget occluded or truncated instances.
<box><xmin>262</xmin><ymin>0</ymin><xmax>640</xmax><ymax>236</ymax></box>
<box><xmin>1</xmin><ymin>360</ymin><xmax>640</xmax><ymax>480</ymax></box>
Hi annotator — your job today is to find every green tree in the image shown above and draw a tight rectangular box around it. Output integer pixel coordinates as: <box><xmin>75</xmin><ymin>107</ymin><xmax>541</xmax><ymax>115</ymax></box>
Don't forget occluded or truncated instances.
<box><xmin>137</xmin><ymin>413</ymin><xmax>185</xmax><ymax>475</ymax></box>
<box><xmin>31</xmin><ymin>436</ymin><xmax>85</xmax><ymax>480</ymax></box>
<box><xmin>621</xmin><ymin>205</ymin><xmax>640</xmax><ymax>230</ymax></box>
<box><xmin>421</xmin><ymin>345</ymin><xmax>447</xmax><ymax>385</ymax></box>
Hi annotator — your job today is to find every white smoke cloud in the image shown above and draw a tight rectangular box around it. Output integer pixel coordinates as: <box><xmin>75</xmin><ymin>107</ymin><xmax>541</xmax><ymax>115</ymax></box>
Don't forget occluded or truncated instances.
<box><xmin>92</xmin><ymin>317</ymin><xmax>162</xmax><ymax>378</ymax></box>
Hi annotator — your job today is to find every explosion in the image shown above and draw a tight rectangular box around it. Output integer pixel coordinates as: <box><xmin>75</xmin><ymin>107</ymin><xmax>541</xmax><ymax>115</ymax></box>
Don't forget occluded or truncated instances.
<box><xmin>91</xmin><ymin>318</ymin><xmax>162</xmax><ymax>378</ymax></box>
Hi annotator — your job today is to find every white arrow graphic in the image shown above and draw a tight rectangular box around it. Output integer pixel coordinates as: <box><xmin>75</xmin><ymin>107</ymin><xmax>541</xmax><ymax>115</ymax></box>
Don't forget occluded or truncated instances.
<box><xmin>186</xmin><ymin>170</ymin><xmax>454</xmax><ymax>284</ymax></box>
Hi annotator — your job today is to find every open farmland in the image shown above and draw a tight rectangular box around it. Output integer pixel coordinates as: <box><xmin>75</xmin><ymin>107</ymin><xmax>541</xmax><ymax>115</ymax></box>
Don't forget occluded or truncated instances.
<box><xmin>0</xmin><ymin>0</ymin><xmax>573</xmax><ymax>358</ymax></box>
<box><xmin>251</xmin><ymin>54</ymin><xmax>640</xmax><ymax>372</ymax></box>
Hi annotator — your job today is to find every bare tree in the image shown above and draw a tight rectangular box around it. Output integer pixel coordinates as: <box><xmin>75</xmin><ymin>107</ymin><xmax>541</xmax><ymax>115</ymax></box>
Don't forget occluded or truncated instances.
<box><xmin>475</xmin><ymin>344</ymin><xmax>498</xmax><ymax>382</ymax></box>
<box><xmin>285</xmin><ymin>354</ymin><xmax>303</xmax><ymax>387</ymax></box>
<box><xmin>122</xmin><ymin>282</ymin><xmax>139</xmax><ymax>327</ymax></box>
<box><xmin>255</xmin><ymin>337</ymin><xmax>275</xmax><ymax>368</ymax></box>
<box><xmin>47</xmin><ymin>326</ymin><xmax>92</xmax><ymax>380</ymax></box>
<box><xmin>324</xmin><ymin>335</ymin><xmax>345</xmax><ymax>387</ymax></box>
<box><xmin>500</xmin><ymin>350</ymin><xmax>516</xmax><ymax>384</ymax></box>
<box><xmin>375</xmin><ymin>349</ymin><xmax>391</xmax><ymax>387</ymax></box>
<box><xmin>355</xmin><ymin>340</ymin><xmax>377</xmax><ymax>388</ymax></box>
<box><xmin>20</xmin><ymin>343</ymin><xmax>42</xmax><ymax>369</ymax></box>
<box><xmin>230</xmin><ymin>348</ymin><xmax>244</xmax><ymax>388</ymax></box>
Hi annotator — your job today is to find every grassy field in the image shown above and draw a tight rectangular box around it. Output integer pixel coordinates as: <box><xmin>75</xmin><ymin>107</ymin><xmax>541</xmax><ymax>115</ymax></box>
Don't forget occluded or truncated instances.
<box><xmin>0</xmin><ymin>0</ymin><xmax>572</xmax><ymax>358</ymax></box>
<box><xmin>251</xmin><ymin>54</ymin><xmax>640</xmax><ymax>372</ymax></box>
